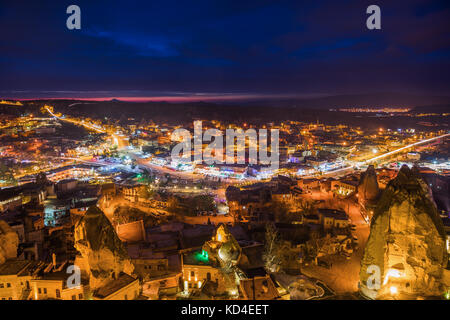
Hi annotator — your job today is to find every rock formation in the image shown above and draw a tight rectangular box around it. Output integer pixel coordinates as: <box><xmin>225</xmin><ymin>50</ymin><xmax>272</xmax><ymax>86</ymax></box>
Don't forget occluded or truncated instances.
<box><xmin>0</xmin><ymin>220</ymin><xmax>19</xmax><ymax>265</ymax></box>
<box><xmin>360</xmin><ymin>165</ymin><xmax>448</xmax><ymax>299</ymax></box>
<box><xmin>202</xmin><ymin>224</ymin><xmax>247</xmax><ymax>294</ymax></box>
<box><xmin>74</xmin><ymin>206</ymin><xmax>134</xmax><ymax>290</ymax></box>
<box><xmin>202</xmin><ymin>224</ymin><xmax>242</xmax><ymax>270</ymax></box>
<box><xmin>358</xmin><ymin>165</ymin><xmax>380</xmax><ymax>204</ymax></box>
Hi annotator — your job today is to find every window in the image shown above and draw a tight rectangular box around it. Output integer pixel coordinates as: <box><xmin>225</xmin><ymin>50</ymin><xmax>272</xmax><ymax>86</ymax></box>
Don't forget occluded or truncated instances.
<box><xmin>207</xmin><ymin>273</ymin><xmax>211</xmax><ymax>281</ymax></box>
<box><xmin>6</xmin><ymin>283</ymin><xmax>11</xmax><ymax>288</ymax></box>
<box><xmin>190</xmin><ymin>271</ymin><xmax>195</xmax><ymax>277</ymax></box>
<box><xmin>78</xmin><ymin>293</ymin><xmax>83</xmax><ymax>300</ymax></box>
<box><xmin>0</xmin><ymin>284</ymin><xmax>3</xmax><ymax>288</ymax></box>
<box><xmin>71</xmin><ymin>295</ymin><xmax>76</xmax><ymax>300</ymax></box>
<box><xmin>43</xmin><ymin>288</ymin><xmax>47</xmax><ymax>294</ymax></box>
<box><xmin>124</xmin><ymin>294</ymin><xmax>128</xmax><ymax>300</ymax></box>
<box><xmin>38</xmin><ymin>288</ymin><xmax>41</xmax><ymax>294</ymax></box>
<box><xmin>56</xmin><ymin>289</ymin><xmax>61</xmax><ymax>298</ymax></box>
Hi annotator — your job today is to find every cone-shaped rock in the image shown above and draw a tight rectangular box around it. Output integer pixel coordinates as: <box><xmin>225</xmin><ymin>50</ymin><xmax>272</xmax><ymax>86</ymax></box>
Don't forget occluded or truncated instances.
<box><xmin>360</xmin><ymin>165</ymin><xmax>447</xmax><ymax>299</ymax></box>
<box><xmin>358</xmin><ymin>165</ymin><xmax>380</xmax><ymax>204</ymax></box>
<box><xmin>74</xmin><ymin>206</ymin><xmax>134</xmax><ymax>290</ymax></box>
<box><xmin>203</xmin><ymin>224</ymin><xmax>242</xmax><ymax>269</ymax></box>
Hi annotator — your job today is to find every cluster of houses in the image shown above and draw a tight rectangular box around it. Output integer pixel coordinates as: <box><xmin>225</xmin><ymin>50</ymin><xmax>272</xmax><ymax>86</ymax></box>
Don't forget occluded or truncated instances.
<box><xmin>1</xmin><ymin>164</ymin><xmax>448</xmax><ymax>300</ymax></box>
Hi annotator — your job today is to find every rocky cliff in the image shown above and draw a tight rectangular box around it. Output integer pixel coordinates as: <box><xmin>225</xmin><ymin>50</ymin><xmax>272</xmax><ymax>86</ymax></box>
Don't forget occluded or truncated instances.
<box><xmin>0</xmin><ymin>220</ymin><xmax>19</xmax><ymax>265</ymax></box>
<box><xmin>74</xmin><ymin>206</ymin><xmax>134</xmax><ymax>290</ymax></box>
<box><xmin>360</xmin><ymin>165</ymin><xmax>447</xmax><ymax>299</ymax></box>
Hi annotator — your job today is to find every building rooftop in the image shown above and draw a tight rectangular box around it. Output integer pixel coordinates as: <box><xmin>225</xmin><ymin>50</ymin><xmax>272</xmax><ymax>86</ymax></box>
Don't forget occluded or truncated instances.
<box><xmin>93</xmin><ymin>273</ymin><xmax>138</xmax><ymax>299</ymax></box>
<box><xmin>182</xmin><ymin>250</ymin><xmax>211</xmax><ymax>266</ymax></box>
<box><xmin>0</xmin><ymin>260</ymin><xmax>31</xmax><ymax>276</ymax></box>
<box><xmin>239</xmin><ymin>275</ymin><xmax>279</xmax><ymax>300</ymax></box>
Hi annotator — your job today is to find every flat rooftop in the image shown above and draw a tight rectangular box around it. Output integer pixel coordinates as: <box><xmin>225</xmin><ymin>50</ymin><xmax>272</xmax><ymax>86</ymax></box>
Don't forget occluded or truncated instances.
<box><xmin>93</xmin><ymin>273</ymin><xmax>137</xmax><ymax>299</ymax></box>
<box><xmin>0</xmin><ymin>260</ymin><xmax>31</xmax><ymax>276</ymax></box>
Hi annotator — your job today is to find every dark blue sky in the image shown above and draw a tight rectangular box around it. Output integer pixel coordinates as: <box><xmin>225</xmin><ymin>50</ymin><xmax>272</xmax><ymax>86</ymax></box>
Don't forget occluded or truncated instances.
<box><xmin>1</xmin><ymin>0</ymin><xmax>449</xmax><ymax>100</ymax></box>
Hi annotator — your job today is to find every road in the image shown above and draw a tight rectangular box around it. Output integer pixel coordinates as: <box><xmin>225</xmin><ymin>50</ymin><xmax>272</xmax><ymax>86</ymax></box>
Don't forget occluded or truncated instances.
<box><xmin>300</xmin><ymin>132</ymin><xmax>449</xmax><ymax>180</ymax></box>
<box><xmin>366</xmin><ymin>133</ymin><xmax>450</xmax><ymax>163</ymax></box>
<box><xmin>300</xmin><ymin>190</ymin><xmax>370</xmax><ymax>294</ymax></box>
<box><xmin>45</xmin><ymin>105</ymin><xmax>129</xmax><ymax>149</ymax></box>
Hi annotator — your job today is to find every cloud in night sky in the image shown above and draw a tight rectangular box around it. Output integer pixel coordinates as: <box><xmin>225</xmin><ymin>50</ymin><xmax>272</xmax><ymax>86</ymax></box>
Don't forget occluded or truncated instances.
<box><xmin>0</xmin><ymin>0</ymin><xmax>449</xmax><ymax>100</ymax></box>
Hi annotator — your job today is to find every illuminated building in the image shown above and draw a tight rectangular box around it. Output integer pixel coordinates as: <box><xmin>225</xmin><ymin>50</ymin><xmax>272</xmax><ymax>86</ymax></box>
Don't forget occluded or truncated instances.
<box><xmin>43</xmin><ymin>199</ymin><xmax>70</xmax><ymax>227</ymax></box>
<box><xmin>181</xmin><ymin>249</ymin><xmax>224</xmax><ymax>294</ymax></box>
<box><xmin>31</xmin><ymin>270</ymin><xmax>86</xmax><ymax>300</ymax></box>
<box><xmin>0</xmin><ymin>260</ymin><xmax>34</xmax><ymax>300</ymax></box>
<box><xmin>331</xmin><ymin>180</ymin><xmax>358</xmax><ymax>196</ymax></box>
<box><xmin>0</xmin><ymin>193</ymin><xmax>22</xmax><ymax>213</ymax></box>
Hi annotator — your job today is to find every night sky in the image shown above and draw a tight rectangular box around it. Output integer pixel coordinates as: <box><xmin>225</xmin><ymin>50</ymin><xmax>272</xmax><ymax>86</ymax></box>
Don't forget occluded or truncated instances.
<box><xmin>1</xmin><ymin>0</ymin><xmax>449</xmax><ymax>101</ymax></box>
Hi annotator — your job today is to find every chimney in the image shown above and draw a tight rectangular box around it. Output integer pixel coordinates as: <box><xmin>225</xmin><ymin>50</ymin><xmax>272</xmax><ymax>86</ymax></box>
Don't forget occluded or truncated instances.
<box><xmin>52</xmin><ymin>253</ymin><xmax>57</xmax><ymax>270</ymax></box>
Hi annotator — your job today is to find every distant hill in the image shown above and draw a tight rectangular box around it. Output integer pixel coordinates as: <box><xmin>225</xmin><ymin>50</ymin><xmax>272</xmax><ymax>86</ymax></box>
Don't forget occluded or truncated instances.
<box><xmin>3</xmin><ymin>93</ymin><xmax>448</xmax><ymax>129</ymax></box>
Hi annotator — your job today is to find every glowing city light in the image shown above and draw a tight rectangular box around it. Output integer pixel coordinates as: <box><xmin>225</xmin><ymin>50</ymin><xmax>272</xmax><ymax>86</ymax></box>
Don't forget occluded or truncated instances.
<box><xmin>390</xmin><ymin>286</ymin><xmax>398</xmax><ymax>295</ymax></box>
<box><xmin>383</xmin><ymin>269</ymin><xmax>404</xmax><ymax>285</ymax></box>
<box><xmin>444</xmin><ymin>291</ymin><xmax>450</xmax><ymax>300</ymax></box>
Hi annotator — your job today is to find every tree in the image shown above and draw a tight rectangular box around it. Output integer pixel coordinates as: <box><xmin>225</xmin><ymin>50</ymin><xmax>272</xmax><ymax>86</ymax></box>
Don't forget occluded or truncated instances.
<box><xmin>35</xmin><ymin>172</ymin><xmax>48</xmax><ymax>185</ymax></box>
<box><xmin>262</xmin><ymin>223</ymin><xmax>283</xmax><ymax>273</ymax></box>
<box><xmin>271</xmin><ymin>201</ymin><xmax>293</xmax><ymax>223</ymax></box>
<box><xmin>299</xmin><ymin>199</ymin><xmax>316</xmax><ymax>215</ymax></box>
<box><xmin>138</xmin><ymin>185</ymin><xmax>154</xmax><ymax>200</ymax></box>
